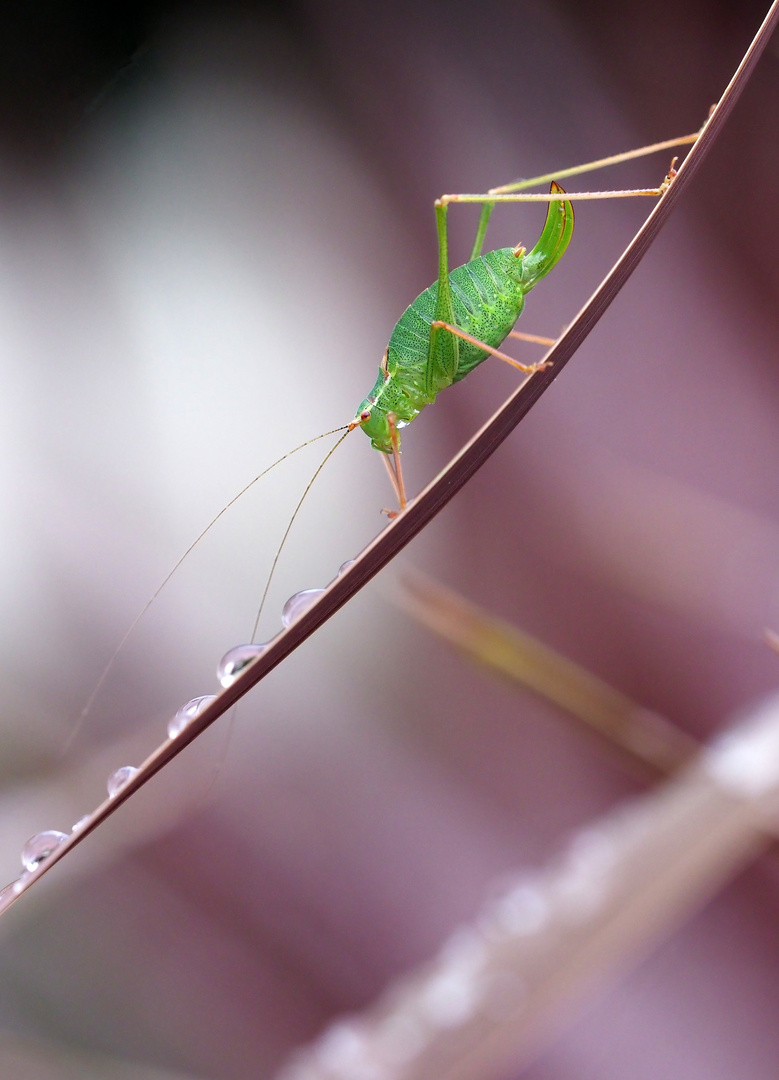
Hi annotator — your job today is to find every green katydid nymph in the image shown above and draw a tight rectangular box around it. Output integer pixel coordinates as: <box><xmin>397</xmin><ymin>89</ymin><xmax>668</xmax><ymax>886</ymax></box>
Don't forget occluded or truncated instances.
<box><xmin>351</xmin><ymin>183</ymin><xmax>572</xmax><ymax>510</ymax></box>
<box><xmin>350</xmin><ymin>133</ymin><xmax>695</xmax><ymax>511</ymax></box>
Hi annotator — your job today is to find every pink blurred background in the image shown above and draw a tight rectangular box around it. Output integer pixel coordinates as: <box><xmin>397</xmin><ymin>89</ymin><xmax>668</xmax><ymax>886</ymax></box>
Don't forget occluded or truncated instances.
<box><xmin>0</xmin><ymin>1</ymin><xmax>778</xmax><ymax>1077</ymax></box>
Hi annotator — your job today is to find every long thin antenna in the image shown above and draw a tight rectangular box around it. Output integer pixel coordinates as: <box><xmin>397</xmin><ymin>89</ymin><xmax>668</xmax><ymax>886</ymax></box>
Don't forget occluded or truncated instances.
<box><xmin>211</xmin><ymin>425</ymin><xmax>353</xmax><ymax>789</ymax></box>
<box><xmin>64</xmin><ymin>424</ymin><xmax>349</xmax><ymax>753</ymax></box>
<box><xmin>250</xmin><ymin>428</ymin><xmax>352</xmax><ymax>642</ymax></box>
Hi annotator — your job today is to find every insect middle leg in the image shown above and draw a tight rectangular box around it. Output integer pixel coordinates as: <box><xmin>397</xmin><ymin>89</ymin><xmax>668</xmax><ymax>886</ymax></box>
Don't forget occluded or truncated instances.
<box><xmin>381</xmin><ymin>412</ymin><xmax>407</xmax><ymax>517</ymax></box>
<box><xmin>430</xmin><ymin>321</ymin><xmax>552</xmax><ymax>376</ymax></box>
<box><xmin>508</xmin><ymin>331</ymin><xmax>557</xmax><ymax>348</ymax></box>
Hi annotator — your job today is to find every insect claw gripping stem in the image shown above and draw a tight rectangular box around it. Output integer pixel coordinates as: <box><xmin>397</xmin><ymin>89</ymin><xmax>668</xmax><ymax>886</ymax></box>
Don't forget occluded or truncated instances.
<box><xmin>659</xmin><ymin>157</ymin><xmax>679</xmax><ymax>194</ymax></box>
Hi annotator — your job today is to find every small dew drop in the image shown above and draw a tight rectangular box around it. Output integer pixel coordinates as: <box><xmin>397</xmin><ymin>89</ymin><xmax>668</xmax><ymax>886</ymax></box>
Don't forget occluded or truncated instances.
<box><xmin>338</xmin><ymin>559</ymin><xmax>356</xmax><ymax>576</ymax></box>
<box><xmin>374</xmin><ymin>1013</ymin><xmax>427</xmax><ymax>1065</ymax></box>
<box><xmin>281</xmin><ymin>588</ymin><xmax>325</xmax><ymax>628</ymax></box>
<box><xmin>317</xmin><ymin>1022</ymin><xmax>369</xmax><ymax>1073</ymax></box>
<box><xmin>549</xmin><ymin>828</ymin><xmax>618</xmax><ymax>924</ymax></box>
<box><xmin>0</xmin><ymin>885</ymin><xmax>15</xmax><ymax>911</ymax></box>
<box><xmin>71</xmin><ymin>815</ymin><xmax>90</xmax><ymax>833</ymax></box>
<box><xmin>0</xmin><ymin>876</ymin><xmax>29</xmax><ymax>910</ymax></box>
<box><xmin>420</xmin><ymin>970</ymin><xmax>478</xmax><ymax>1028</ymax></box>
<box><xmin>439</xmin><ymin>928</ymin><xmax>486</xmax><ymax>978</ymax></box>
<box><xmin>567</xmin><ymin>826</ymin><xmax>617</xmax><ymax>875</ymax></box>
<box><xmin>13</xmin><ymin>873</ymin><xmax>29</xmax><ymax>893</ymax></box>
<box><xmin>107</xmin><ymin>765</ymin><xmax>138</xmax><ymax>797</ymax></box>
<box><xmin>704</xmin><ymin>695</ymin><xmax>779</xmax><ymax>797</ymax></box>
<box><xmin>167</xmin><ymin>716</ymin><xmax>187</xmax><ymax>739</ymax></box>
<box><xmin>21</xmin><ymin>830</ymin><xmax>68</xmax><ymax>872</ymax></box>
<box><xmin>167</xmin><ymin>695</ymin><xmax>217</xmax><ymax>738</ymax></box>
<box><xmin>494</xmin><ymin>879</ymin><xmax>549</xmax><ymax>937</ymax></box>
<box><xmin>217</xmin><ymin>644</ymin><xmax>267</xmax><ymax>688</ymax></box>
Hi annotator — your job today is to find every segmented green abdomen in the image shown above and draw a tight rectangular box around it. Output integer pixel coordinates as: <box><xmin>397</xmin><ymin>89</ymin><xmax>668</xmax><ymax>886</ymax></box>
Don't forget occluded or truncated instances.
<box><xmin>388</xmin><ymin>247</ymin><xmax>526</xmax><ymax>391</ymax></box>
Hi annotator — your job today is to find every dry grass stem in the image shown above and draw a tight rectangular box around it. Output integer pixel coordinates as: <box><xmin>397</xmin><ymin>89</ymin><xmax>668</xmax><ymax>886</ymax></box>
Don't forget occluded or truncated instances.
<box><xmin>398</xmin><ymin>571</ymin><xmax>699</xmax><ymax>778</ymax></box>
<box><xmin>3</xmin><ymin>0</ymin><xmax>777</xmax><ymax>914</ymax></box>
<box><xmin>275</xmin><ymin>693</ymin><xmax>779</xmax><ymax>1080</ymax></box>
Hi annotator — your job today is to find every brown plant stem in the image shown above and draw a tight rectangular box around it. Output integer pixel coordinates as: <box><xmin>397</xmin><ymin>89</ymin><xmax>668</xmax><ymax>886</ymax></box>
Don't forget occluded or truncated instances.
<box><xmin>7</xmin><ymin>0</ymin><xmax>779</xmax><ymax>908</ymax></box>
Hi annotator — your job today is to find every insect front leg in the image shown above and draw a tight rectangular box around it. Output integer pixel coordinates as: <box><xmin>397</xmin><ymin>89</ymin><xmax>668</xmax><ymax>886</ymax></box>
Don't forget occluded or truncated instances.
<box><xmin>380</xmin><ymin>413</ymin><xmax>408</xmax><ymax>518</ymax></box>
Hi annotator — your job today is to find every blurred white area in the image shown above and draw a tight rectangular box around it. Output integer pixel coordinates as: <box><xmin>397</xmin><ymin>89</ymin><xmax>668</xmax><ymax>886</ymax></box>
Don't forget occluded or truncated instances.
<box><xmin>0</xmin><ymin>16</ymin><xmax>414</xmax><ymax>761</ymax></box>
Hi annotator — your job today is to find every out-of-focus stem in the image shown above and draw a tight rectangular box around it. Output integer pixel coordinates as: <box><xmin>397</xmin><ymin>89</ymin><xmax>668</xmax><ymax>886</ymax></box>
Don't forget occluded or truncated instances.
<box><xmin>276</xmin><ymin>692</ymin><xmax>779</xmax><ymax>1080</ymax></box>
<box><xmin>398</xmin><ymin>571</ymin><xmax>698</xmax><ymax>778</ymax></box>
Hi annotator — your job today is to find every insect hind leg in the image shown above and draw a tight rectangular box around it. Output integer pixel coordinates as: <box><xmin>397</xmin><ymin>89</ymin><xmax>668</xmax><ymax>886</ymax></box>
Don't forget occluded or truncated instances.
<box><xmin>462</xmin><ymin>131</ymin><xmax>700</xmax><ymax>259</ymax></box>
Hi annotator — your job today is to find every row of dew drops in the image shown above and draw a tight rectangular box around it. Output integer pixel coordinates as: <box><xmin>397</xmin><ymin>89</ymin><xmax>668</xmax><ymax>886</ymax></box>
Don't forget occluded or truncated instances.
<box><xmin>0</xmin><ymin>562</ymin><xmax>355</xmax><ymax>913</ymax></box>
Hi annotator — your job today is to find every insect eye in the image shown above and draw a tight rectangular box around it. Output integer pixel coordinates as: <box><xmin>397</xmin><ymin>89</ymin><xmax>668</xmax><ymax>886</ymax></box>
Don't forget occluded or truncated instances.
<box><xmin>360</xmin><ymin>409</ymin><xmax>371</xmax><ymax>422</ymax></box>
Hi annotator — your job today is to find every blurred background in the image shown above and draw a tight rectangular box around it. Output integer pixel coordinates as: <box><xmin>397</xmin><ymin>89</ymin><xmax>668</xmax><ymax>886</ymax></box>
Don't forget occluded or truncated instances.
<box><xmin>0</xmin><ymin>0</ymin><xmax>778</xmax><ymax>1077</ymax></box>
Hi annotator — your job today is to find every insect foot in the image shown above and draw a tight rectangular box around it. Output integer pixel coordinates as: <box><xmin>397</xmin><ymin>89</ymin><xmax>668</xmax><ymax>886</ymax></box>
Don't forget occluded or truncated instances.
<box><xmin>658</xmin><ymin>156</ymin><xmax>679</xmax><ymax>195</ymax></box>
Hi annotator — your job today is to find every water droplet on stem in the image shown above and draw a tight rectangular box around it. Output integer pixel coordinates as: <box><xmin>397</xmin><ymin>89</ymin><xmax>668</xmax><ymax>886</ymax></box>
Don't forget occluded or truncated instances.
<box><xmin>21</xmin><ymin>831</ymin><xmax>68</xmax><ymax>871</ymax></box>
<box><xmin>281</xmin><ymin>588</ymin><xmax>325</xmax><ymax>627</ymax></box>
<box><xmin>107</xmin><ymin>765</ymin><xmax>138</xmax><ymax>797</ymax></box>
<box><xmin>167</xmin><ymin>695</ymin><xmax>217</xmax><ymax>738</ymax></box>
<box><xmin>217</xmin><ymin>644</ymin><xmax>267</xmax><ymax>688</ymax></box>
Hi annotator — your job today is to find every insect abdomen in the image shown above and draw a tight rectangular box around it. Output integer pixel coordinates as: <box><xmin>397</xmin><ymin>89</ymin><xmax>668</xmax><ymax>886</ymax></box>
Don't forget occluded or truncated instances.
<box><xmin>388</xmin><ymin>248</ymin><xmax>526</xmax><ymax>385</ymax></box>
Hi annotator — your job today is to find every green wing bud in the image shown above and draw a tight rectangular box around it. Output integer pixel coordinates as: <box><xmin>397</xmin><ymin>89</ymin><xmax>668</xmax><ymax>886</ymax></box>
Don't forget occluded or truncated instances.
<box><xmin>520</xmin><ymin>182</ymin><xmax>574</xmax><ymax>290</ymax></box>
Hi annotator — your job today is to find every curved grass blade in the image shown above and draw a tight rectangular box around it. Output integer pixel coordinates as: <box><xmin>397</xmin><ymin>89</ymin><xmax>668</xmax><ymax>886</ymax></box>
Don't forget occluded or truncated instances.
<box><xmin>6</xmin><ymin>0</ymin><xmax>778</xmax><ymax>908</ymax></box>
